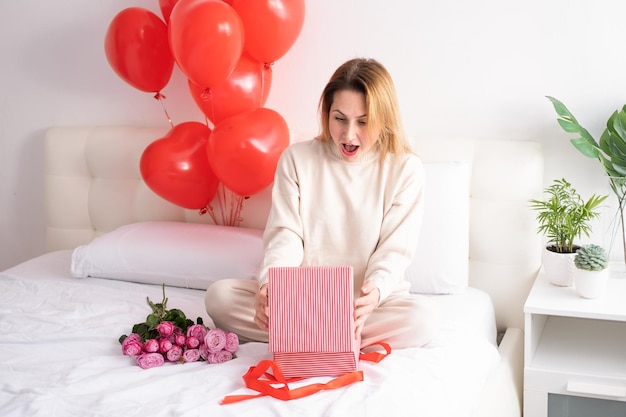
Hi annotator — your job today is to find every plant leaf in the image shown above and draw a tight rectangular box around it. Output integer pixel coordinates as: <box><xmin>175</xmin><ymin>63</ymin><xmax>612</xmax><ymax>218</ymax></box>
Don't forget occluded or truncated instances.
<box><xmin>570</xmin><ymin>138</ymin><xmax>599</xmax><ymax>158</ymax></box>
<box><xmin>146</xmin><ymin>314</ymin><xmax>160</xmax><ymax>329</ymax></box>
<box><xmin>557</xmin><ymin>119</ymin><xmax>582</xmax><ymax>133</ymax></box>
<box><xmin>547</xmin><ymin>96</ymin><xmax>578</xmax><ymax>122</ymax></box>
<box><xmin>606</xmin><ymin>131</ymin><xmax>626</xmax><ymax>159</ymax></box>
<box><xmin>547</xmin><ymin>96</ymin><xmax>599</xmax><ymax>156</ymax></box>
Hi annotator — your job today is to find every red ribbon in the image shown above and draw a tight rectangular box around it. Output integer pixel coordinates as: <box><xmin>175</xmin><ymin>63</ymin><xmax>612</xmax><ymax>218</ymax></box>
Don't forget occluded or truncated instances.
<box><xmin>221</xmin><ymin>342</ymin><xmax>391</xmax><ymax>405</ymax></box>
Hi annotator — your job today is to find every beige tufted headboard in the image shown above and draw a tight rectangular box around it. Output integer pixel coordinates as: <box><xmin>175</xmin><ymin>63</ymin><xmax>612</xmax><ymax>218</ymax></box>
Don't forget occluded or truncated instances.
<box><xmin>44</xmin><ymin>126</ymin><xmax>543</xmax><ymax>331</ymax></box>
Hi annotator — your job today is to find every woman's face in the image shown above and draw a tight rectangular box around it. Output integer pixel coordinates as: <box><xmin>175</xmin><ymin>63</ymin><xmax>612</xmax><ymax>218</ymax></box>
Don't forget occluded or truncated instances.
<box><xmin>328</xmin><ymin>89</ymin><xmax>377</xmax><ymax>162</ymax></box>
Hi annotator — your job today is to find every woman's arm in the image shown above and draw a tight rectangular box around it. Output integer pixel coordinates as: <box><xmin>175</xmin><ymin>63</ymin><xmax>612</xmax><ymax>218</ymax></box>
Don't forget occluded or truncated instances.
<box><xmin>364</xmin><ymin>155</ymin><xmax>425</xmax><ymax>303</ymax></box>
<box><xmin>257</xmin><ymin>148</ymin><xmax>305</xmax><ymax>288</ymax></box>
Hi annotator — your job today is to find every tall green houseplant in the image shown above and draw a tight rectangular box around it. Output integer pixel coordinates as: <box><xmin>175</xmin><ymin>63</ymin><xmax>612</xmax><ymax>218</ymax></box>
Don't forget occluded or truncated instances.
<box><xmin>546</xmin><ymin>96</ymin><xmax>626</xmax><ymax>262</ymax></box>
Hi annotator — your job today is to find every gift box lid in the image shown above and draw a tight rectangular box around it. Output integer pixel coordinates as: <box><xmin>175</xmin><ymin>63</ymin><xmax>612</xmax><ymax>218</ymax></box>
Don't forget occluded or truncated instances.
<box><xmin>268</xmin><ymin>266</ymin><xmax>355</xmax><ymax>353</ymax></box>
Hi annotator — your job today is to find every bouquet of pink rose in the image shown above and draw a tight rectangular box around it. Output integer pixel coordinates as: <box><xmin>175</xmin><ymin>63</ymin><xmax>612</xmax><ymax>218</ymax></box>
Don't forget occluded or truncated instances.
<box><xmin>119</xmin><ymin>284</ymin><xmax>239</xmax><ymax>369</ymax></box>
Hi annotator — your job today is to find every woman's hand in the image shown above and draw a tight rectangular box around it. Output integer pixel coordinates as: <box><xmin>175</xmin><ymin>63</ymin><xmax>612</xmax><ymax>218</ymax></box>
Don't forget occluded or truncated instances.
<box><xmin>354</xmin><ymin>281</ymin><xmax>380</xmax><ymax>340</ymax></box>
<box><xmin>254</xmin><ymin>284</ymin><xmax>270</xmax><ymax>330</ymax></box>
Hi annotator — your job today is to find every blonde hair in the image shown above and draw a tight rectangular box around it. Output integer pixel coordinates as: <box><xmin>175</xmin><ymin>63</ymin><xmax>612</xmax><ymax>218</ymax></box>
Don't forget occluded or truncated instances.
<box><xmin>316</xmin><ymin>58</ymin><xmax>412</xmax><ymax>159</ymax></box>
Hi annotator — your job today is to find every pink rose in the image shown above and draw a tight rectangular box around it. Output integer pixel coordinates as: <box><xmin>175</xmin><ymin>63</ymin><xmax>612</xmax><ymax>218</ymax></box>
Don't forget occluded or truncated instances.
<box><xmin>186</xmin><ymin>336</ymin><xmax>200</xmax><ymax>349</ymax></box>
<box><xmin>156</xmin><ymin>321</ymin><xmax>175</xmax><ymax>338</ymax></box>
<box><xmin>204</xmin><ymin>328</ymin><xmax>226</xmax><ymax>353</ymax></box>
<box><xmin>186</xmin><ymin>324</ymin><xmax>208</xmax><ymax>341</ymax></box>
<box><xmin>159</xmin><ymin>338</ymin><xmax>173</xmax><ymax>353</ymax></box>
<box><xmin>207</xmin><ymin>350</ymin><xmax>233</xmax><ymax>364</ymax></box>
<box><xmin>183</xmin><ymin>348</ymin><xmax>201</xmax><ymax>363</ymax></box>
<box><xmin>122</xmin><ymin>333</ymin><xmax>141</xmax><ymax>347</ymax></box>
<box><xmin>174</xmin><ymin>333</ymin><xmax>186</xmax><ymax>347</ymax></box>
<box><xmin>136</xmin><ymin>352</ymin><xmax>165</xmax><ymax>369</ymax></box>
<box><xmin>166</xmin><ymin>345</ymin><xmax>183</xmax><ymax>362</ymax></box>
<box><xmin>144</xmin><ymin>339</ymin><xmax>159</xmax><ymax>353</ymax></box>
<box><xmin>199</xmin><ymin>343</ymin><xmax>210</xmax><ymax>360</ymax></box>
<box><xmin>224</xmin><ymin>332</ymin><xmax>239</xmax><ymax>353</ymax></box>
<box><xmin>122</xmin><ymin>340</ymin><xmax>143</xmax><ymax>356</ymax></box>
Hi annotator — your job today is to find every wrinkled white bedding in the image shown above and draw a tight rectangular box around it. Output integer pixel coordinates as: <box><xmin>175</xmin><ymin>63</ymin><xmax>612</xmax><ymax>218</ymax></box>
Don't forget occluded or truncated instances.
<box><xmin>0</xmin><ymin>251</ymin><xmax>500</xmax><ymax>417</ymax></box>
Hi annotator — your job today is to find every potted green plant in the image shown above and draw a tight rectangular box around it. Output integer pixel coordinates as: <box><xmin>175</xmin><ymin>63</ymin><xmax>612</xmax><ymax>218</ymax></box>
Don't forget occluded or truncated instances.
<box><xmin>546</xmin><ymin>96</ymin><xmax>626</xmax><ymax>265</ymax></box>
<box><xmin>573</xmin><ymin>244</ymin><xmax>609</xmax><ymax>298</ymax></box>
<box><xmin>530</xmin><ymin>178</ymin><xmax>607</xmax><ymax>286</ymax></box>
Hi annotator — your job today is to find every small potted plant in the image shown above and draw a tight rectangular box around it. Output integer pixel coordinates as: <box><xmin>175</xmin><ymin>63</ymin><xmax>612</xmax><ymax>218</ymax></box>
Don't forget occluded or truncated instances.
<box><xmin>529</xmin><ymin>178</ymin><xmax>608</xmax><ymax>286</ymax></box>
<box><xmin>573</xmin><ymin>244</ymin><xmax>609</xmax><ymax>298</ymax></box>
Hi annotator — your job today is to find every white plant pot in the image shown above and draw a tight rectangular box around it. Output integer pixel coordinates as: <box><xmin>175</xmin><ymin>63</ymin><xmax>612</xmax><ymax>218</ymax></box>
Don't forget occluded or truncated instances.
<box><xmin>574</xmin><ymin>268</ymin><xmax>609</xmax><ymax>299</ymax></box>
<box><xmin>542</xmin><ymin>247</ymin><xmax>576</xmax><ymax>287</ymax></box>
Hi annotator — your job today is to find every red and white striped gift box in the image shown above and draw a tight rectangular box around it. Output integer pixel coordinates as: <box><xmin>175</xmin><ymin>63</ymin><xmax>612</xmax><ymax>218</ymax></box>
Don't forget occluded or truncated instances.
<box><xmin>268</xmin><ymin>266</ymin><xmax>359</xmax><ymax>378</ymax></box>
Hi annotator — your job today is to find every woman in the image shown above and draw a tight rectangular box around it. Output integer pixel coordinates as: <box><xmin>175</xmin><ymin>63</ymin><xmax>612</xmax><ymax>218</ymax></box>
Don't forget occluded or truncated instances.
<box><xmin>206</xmin><ymin>58</ymin><xmax>439</xmax><ymax>349</ymax></box>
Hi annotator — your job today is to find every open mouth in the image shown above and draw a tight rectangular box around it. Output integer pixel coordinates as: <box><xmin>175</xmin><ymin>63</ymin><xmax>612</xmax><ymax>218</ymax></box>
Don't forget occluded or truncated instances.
<box><xmin>341</xmin><ymin>143</ymin><xmax>359</xmax><ymax>156</ymax></box>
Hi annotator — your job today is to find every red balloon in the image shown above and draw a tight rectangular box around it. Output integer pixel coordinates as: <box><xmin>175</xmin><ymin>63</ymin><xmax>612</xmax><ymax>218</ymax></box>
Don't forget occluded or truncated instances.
<box><xmin>159</xmin><ymin>0</ymin><xmax>179</xmax><ymax>24</ymax></box>
<box><xmin>188</xmin><ymin>53</ymin><xmax>273</xmax><ymax>125</ymax></box>
<box><xmin>140</xmin><ymin>122</ymin><xmax>219</xmax><ymax>209</ymax></box>
<box><xmin>104</xmin><ymin>7</ymin><xmax>174</xmax><ymax>93</ymax></box>
<box><xmin>168</xmin><ymin>0</ymin><xmax>244</xmax><ymax>88</ymax></box>
<box><xmin>208</xmin><ymin>108</ymin><xmax>290</xmax><ymax>196</ymax></box>
<box><xmin>231</xmin><ymin>0</ymin><xmax>305</xmax><ymax>64</ymax></box>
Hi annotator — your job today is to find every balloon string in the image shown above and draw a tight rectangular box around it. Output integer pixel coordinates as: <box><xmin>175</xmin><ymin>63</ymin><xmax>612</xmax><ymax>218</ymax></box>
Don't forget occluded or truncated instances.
<box><xmin>232</xmin><ymin>193</ymin><xmax>245</xmax><ymax>227</ymax></box>
<box><xmin>261</xmin><ymin>62</ymin><xmax>273</xmax><ymax>106</ymax></box>
<box><xmin>154</xmin><ymin>92</ymin><xmax>174</xmax><ymax>128</ymax></box>
<box><xmin>199</xmin><ymin>185</ymin><xmax>245</xmax><ymax>227</ymax></box>
<box><xmin>200</xmin><ymin>88</ymin><xmax>215</xmax><ymax>126</ymax></box>
<box><xmin>200</xmin><ymin>205</ymin><xmax>219</xmax><ymax>225</ymax></box>
<box><xmin>218</xmin><ymin>183</ymin><xmax>228</xmax><ymax>226</ymax></box>
<box><xmin>227</xmin><ymin>191</ymin><xmax>233</xmax><ymax>225</ymax></box>
<box><xmin>229</xmin><ymin>193</ymin><xmax>237</xmax><ymax>226</ymax></box>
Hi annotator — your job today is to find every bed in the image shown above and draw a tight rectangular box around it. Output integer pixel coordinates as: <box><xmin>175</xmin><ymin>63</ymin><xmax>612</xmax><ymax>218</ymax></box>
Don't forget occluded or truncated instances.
<box><xmin>0</xmin><ymin>126</ymin><xmax>543</xmax><ymax>417</ymax></box>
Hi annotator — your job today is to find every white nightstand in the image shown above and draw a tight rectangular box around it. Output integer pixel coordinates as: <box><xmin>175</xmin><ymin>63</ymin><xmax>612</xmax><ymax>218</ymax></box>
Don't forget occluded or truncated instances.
<box><xmin>523</xmin><ymin>269</ymin><xmax>626</xmax><ymax>417</ymax></box>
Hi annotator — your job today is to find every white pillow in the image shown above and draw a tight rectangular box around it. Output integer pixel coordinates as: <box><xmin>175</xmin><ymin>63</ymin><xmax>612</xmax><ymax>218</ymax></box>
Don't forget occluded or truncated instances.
<box><xmin>71</xmin><ymin>222</ymin><xmax>263</xmax><ymax>289</ymax></box>
<box><xmin>71</xmin><ymin>161</ymin><xmax>470</xmax><ymax>294</ymax></box>
<box><xmin>406</xmin><ymin>161</ymin><xmax>470</xmax><ymax>294</ymax></box>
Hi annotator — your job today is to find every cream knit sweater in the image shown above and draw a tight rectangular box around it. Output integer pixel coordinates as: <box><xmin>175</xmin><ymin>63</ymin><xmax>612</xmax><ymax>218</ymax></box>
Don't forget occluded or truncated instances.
<box><xmin>258</xmin><ymin>139</ymin><xmax>425</xmax><ymax>303</ymax></box>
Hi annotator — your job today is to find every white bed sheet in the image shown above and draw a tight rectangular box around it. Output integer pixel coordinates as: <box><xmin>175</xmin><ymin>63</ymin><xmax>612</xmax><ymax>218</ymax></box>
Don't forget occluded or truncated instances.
<box><xmin>0</xmin><ymin>251</ymin><xmax>500</xmax><ymax>417</ymax></box>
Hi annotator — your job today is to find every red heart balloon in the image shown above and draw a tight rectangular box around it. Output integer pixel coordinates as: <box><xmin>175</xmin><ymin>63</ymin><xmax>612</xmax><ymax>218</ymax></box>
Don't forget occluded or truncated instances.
<box><xmin>231</xmin><ymin>0</ymin><xmax>305</xmax><ymax>64</ymax></box>
<box><xmin>104</xmin><ymin>7</ymin><xmax>174</xmax><ymax>93</ymax></box>
<box><xmin>168</xmin><ymin>0</ymin><xmax>244</xmax><ymax>88</ymax></box>
<box><xmin>189</xmin><ymin>53</ymin><xmax>273</xmax><ymax>125</ymax></box>
<box><xmin>140</xmin><ymin>122</ymin><xmax>219</xmax><ymax>209</ymax></box>
<box><xmin>159</xmin><ymin>0</ymin><xmax>179</xmax><ymax>24</ymax></box>
<box><xmin>208</xmin><ymin>108</ymin><xmax>290</xmax><ymax>197</ymax></box>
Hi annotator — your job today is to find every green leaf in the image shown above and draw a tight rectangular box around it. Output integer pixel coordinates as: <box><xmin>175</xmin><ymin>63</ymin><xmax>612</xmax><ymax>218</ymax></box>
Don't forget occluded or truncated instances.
<box><xmin>547</xmin><ymin>96</ymin><xmax>578</xmax><ymax>122</ymax></box>
<box><xmin>606</xmin><ymin>131</ymin><xmax>626</xmax><ymax>159</ymax></box>
<box><xmin>547</xmin><ymin>96</ymin><xmax>599</xmax><ymax>155</ymax></box>
<box><xmin>603</xmin><ymin>136</ymin><xmax>626</xmax><ymax>174</ymax></box>
<box><xmin>164</xmin><ymin>308</ymin><xmax>187</xmax><ymax>322</ymax></box>
<box><xmin>557</xmin><ymin>119</ymin><xmax>582</xmax><ymax>133</ymax></box>
<box><xmin>146</xmin><ymin>314</ymin><xmax>160</xmax><ymax>329</ymax></box>
<box><xmin>570</xmin><ymin>138</ymin><xmax>599</xmax><ymax>158</ymax></box>
<box><xmin>599</xmin><ymin>153</ymin><xmax>626</xmax><ymax>177</ymax></box>
<box><xmin>132</xmin><ymin>323</ymin><xmax>149</xmax><ymax>335</ymax></box>
<box><xmin>610</xmin><ymin>161</ymin><xmax>626</xmax><ymax>176</ymax></box>
<box><xmin>599</xmin><ymin>130</ymin><xmax>613</xmax><ymax>155</ymax></box>
<box><xmin>610</xmin><ymin>110</ymin><xmax>626</xmax><ymax>140</ymax></box>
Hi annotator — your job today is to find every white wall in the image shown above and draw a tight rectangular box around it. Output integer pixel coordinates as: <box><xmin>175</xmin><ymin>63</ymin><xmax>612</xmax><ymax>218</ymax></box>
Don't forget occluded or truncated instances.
<box><xmin>2</xmin><ymin>0</ymin><xmax>626</xmax><ymax>270</ymax></box>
